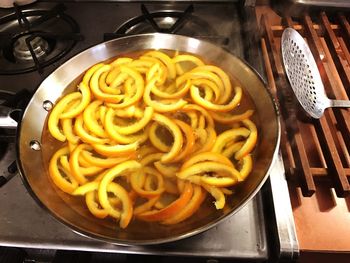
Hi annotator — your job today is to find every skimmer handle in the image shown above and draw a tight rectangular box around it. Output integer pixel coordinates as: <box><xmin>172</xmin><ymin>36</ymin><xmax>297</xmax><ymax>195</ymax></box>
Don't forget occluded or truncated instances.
<box><xmin>330</xmin><ymin>99</ymin><xmax>350</xmax><ymax>108</ymax></box>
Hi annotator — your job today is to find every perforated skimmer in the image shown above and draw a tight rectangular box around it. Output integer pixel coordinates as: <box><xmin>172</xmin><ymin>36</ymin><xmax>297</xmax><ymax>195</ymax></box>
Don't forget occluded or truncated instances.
<box><xmin>281</xmin><ymin>28</ymin><xmax>350</xmax><ymax>119</ymax></box>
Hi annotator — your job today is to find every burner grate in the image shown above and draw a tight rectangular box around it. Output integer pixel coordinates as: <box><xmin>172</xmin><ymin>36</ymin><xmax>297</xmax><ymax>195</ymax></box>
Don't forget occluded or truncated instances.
<box><xmin>104</xmin><ymin>4</ymin><xmax>229</xmax><ymax>46</ymax></box>
<box><xmin>0</xmin><ymin>89</ymin><xmax>31</xmax><ymax>142</ymax></box>
<box><xmin>0</xmin><ymin>3</ymin><xmax>83</xmax><ymax>75</ymax></box>
<box><xmin>0</xmin><ymin>89</ymin><xmax>32</xmax><ymax>187</ymax></box>
<box><xmin>260</xmin><ymin>11</ymin><xmax>350</xmax><ymax>197</ymax></box>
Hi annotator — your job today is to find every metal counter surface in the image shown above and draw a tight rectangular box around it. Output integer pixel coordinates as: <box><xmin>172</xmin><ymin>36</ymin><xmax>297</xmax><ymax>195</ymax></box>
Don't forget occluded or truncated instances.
<box><xmin>0</xmin><ymin>147</ymin><xmax>298</xmax><ymax>261</ymax></box>
<box><xmin>0</xmin><ymin>164</ymin><xmax>267</xmax><ymax>259</ymax></box>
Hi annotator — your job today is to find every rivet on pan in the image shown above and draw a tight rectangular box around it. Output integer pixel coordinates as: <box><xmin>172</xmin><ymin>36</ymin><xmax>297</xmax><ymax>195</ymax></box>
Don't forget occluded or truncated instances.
<box><xmin>43</xmin><ymin>100</ymin><xmax>53</xmax><ymax>111</ymax></box>
<box><xmin>30</xmin><ymin>140</ymin><xmax>41</xmax><ymax>151</ymax></box>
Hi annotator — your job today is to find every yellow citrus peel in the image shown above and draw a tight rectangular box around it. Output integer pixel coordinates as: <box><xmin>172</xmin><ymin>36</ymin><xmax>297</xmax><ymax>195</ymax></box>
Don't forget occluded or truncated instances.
<box><xmin>47</xmin><ymin>49</ymin><xmax>258</xmax><ymax>229</ymax></box>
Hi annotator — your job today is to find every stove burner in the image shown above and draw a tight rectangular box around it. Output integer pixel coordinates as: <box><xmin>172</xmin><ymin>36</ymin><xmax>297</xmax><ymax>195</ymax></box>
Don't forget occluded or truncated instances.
<box><xmin>0</xmin><ymin>4</ymin><xmax>82</xmax><ymax>75</ymax></box>
<box><xmin>105</xmin><ymin>4</ymin><xmax>224</xmax><ymax>44</ymax></box>
<box><xmin>13</xmin><ymin>35</ymin><xmax>49</xmax><ymax>62</ymax></box>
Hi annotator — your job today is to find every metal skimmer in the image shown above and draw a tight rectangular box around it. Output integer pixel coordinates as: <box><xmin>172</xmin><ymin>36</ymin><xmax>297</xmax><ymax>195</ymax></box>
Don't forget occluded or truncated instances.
<box><xmin>281</xmin><ymin>27</ymin><xmax>350</xmax><ymax>118</ymax></box>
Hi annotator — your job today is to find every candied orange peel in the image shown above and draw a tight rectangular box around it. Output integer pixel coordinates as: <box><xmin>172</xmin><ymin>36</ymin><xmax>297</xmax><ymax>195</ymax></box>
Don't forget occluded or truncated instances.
<box><xmin>47</xmin><ymin>50</ymin><xmax>257</xmax><ymax>229</ymax></box>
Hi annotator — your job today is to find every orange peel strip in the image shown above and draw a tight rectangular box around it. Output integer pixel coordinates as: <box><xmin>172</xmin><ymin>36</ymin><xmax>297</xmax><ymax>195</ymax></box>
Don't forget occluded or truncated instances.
<box><xmin>192</xmin><ymin>79</ymin><xmax>221</xmax><ymax>103</ymax></box>
<box><xmin>60</xmin><ymin>82</ymin><xmax>92</xmax><ymax>119</ymax></box>
<box><xmin>172</xmin><ymin>120</ymin><xmax>195</xmax><ymax>162</ymax></box>
<box><xmin>99</xmin><ymin>71</ymin><xmax>121</xmax><ymax>95</ymax></box>
<box><xmin>72</xmin><ymin>181</ymin><xmax>99</xmax><ymax>195</ymax></box>
<box><xmin>49</xmin><ymin>146</ymin><xmax>78</xmax><ymax>194</ymax></box>
<box><xmin>195</xmin><ymin>126</ymin><xmax>216</xmax><ymax>154</ymax></box>
<box><xmin>212</xmin><ymin>127</ymin><xmax>250</xmax><ymax>154</ymax></box>
<box><xmin>202</xmin><ymin>185</ymin><xmax>226</xmax><ymax>209</ymax></box>
<box><xmin>181</xmin><ymin>151</ymin><xmax>234</xmax><ymax>170</ymax></box>
<box><xmin>190</xmin><ymin>85</ymin><xmax>242</xmax><ymax>112</ymax></box>
<box><xmin>83</xmin><ymin>100</ymin><xmax>108</xmax><ymax>138</ymax></box>
<box><xmin>238</xmin><ymin>154</ymin><xmax>253</xmax><ymax>180</ymax></box>
<box><xmin>90</xmin><ymin>64</ymin><xmax>125</xmax><ymax>103</ymax></box>
<box><xmin>110</xmin><ymin>57</ymin><xmax>133</xmax><ymax>67</ymax></box>
<box><xmin>61</xmin><ymin>117</ymin><xmax>79</xmax><ymax>145</ymax></box>
<box><xmin>192</xmin><ymin>65</ymin><xmax>232</xmax><ymax>104</ymax></box>
<box><xmin>144</xmin><ymin>51</ymin><xmax>176</xmax><ymax>79</ymax></box>
<box><xmin>148</xmin><ymin>122</ymin><xmax>171</xmax><ymax>152</ymax></box>
<box><xmin>152</xmin><ymin>113</ymin><xmax>183</xmax><ymax>163</ymax></box>
<box><xmin>182</xmin><ymin>104</ymin><xmax>214</xmax><ymax>127</ymax></box>
<box><xmin>85</xmin><ymin>191</ymin><xmax>109</xmax><ymax>219</ymax></box>
<box><xmin>82</xmin><ymin>63</ymin><xmax>104</xmax><ymax>86</ymax></box>
<box><xmin>69</xmin><ymin>144</ymin><xmax>105</xmax><ymax>184</ymax></box>
<box><xmin>114</xmin><ymin>106</ymin><xmax>154</xmax><ymax>135</ymax></box>
<box><xmin>221</xmin><ymin>141</ymin><xmax>244</xmax><ymax>158</ymax></box>
<box><xmin>61</xmin><ymin>154</ymin><xmax>103</xmax><ymax>177</ymax></box>
<box><xmin>137</xmin><ymin>182</ymin><xmax>193</xmax><ymax>222</ymax></box>
<box><xmin>200</xmin><ymin>175</ymin><xmax>238</xmax><ymax>187</ymax></box>
<box><xmin>210</xmin><ymin>109</ymin><xmax>254</xmax><ymax>124</ymax></box>
<box><xmin>48</xmin><ymin>92</ymin><xmax>81</xmax><ymax>142</ymax></box>
<box><xmin>104</xmin><ymin>108</ymin><xmax>148</xmax><ymax>144</ymax></box>
<box><xmin>134</xmin><ymin>196</ymin><xmax>160</xmax><ymax>215</ymax></box>
<box><xmin>98</xmin><ymin>161</ymin><xmax>141</xmax><ymax>226</ymax></box>
<box><xmin>154</xmin><ymin>162</ymin><xmax>179</xmax><ymax>178</ymax></box>
<box><xmin>150</xmin><ymin>79</ymin><xmax>191</xmax><ymax>99</ymax></box>
<box><xmin>74</xmin><ymin>114</ymin><xmax>109</xmax><ymax>145</ymax></box>
<box><xmin>177</xmin><ymin>161</ymin><xmax>242</xmax><ymax>181</ymax></box>
<box><xmin>235</xmin><ymin>119</ymin><xmax>257</xmax><ymax>160</ymax></box>
<box><xmin>105</xmin><ymin>66</ymin><xmax>145</xmax><ymax>108</ymax></box>
<box><xmin>92</xmin><ymin>141</ymin><xmax>139</xmax><ymax>157</ymax></box>
<box><xmin>80</xmin><ymin>149</ymin><xmax>134</xmax><ymax>168</ymax></box>
<box><xmin>106</xmin><ymin>182</ymin><xmax>134</xmax><ymax>228</ymax></box>
<box><xmin>140</xmin><ymin>153</ymin><xmax>163</xmax><ymax>166</ymax></box>
<box><xmin>130</xmin><ymin>167</ymin><xmax>164</xmax><ymax>198</ymax></box>
<box><xmin>162</xmin><ymin>185</ymin><xmax>205</xmax><ymax>225</ymax></box>
<box><xmin>144</xmin><ymin>78</ymin><xmax>187</xmax><ymax>112</ymax></box>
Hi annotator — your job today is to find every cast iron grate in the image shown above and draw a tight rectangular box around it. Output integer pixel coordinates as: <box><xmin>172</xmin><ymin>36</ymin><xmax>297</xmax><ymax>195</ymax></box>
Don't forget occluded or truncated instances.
<box><xmin>0</xmin><ymin>3</ymin><xmax>83</xmax><ymax>75</ymax></box>
<box><xmin>0</xmin><ymin>89</ymin><xmax>32</xmax><ymax>187</ymax></box>
<box><xmin>104</xmin><ymin>4</ymin><xmax>229</xmax><ymax>46</ymax></box>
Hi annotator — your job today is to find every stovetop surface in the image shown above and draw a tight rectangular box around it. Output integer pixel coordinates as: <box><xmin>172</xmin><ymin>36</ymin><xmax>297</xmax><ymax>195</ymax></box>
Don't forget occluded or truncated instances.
<box><xmin>0</xmin><ymin>1</ymin><xmax>295</xmax><ymax>260</ymax></box>
<box><xmin>0</xmin><ymin>171</ymin><xmax>268</xmax><ymax>259</ymax></box>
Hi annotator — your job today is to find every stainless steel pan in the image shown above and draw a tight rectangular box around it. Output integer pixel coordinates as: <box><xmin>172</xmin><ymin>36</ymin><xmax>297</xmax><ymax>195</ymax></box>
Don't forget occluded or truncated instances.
<box><xmin>1</xmin><ymin>33</ymin><xmax>280</xmax><ymax>245</ymax></box>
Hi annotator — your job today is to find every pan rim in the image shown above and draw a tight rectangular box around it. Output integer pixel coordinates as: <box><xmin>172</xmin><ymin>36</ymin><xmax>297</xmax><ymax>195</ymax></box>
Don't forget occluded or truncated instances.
<box><xmin>16</xmin><ymin>32</ymin><xmax>281</xmax><ymax>245</ymax></box>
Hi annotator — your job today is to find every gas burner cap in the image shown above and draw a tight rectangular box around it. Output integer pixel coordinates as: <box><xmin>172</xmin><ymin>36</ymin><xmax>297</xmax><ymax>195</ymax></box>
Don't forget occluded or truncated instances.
<box><xmin>13</xmin><ymin>35</ymin><xmax>50</xmax><ymax>62</ymax></box>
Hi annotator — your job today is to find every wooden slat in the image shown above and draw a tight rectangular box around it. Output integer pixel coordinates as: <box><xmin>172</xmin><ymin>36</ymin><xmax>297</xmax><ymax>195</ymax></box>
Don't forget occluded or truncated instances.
<box><xmin>320</xmin><ymin>12</ymin><xmax>350</xmax><ymax>95</ymax></box>
<box><xmin>283</xmin><ymin>16</ymin><xmax>317</xmax><ymax>196</ymax></box>
<box><xmin>271</xmin><ymin>24</ymin><xmax>340</xmax><ymax>37</ymax></box>
<box><xmin>284</xmin><ymin>16</ymin><xmax>294</xmax><ymax>28</ymax></box>
<box><xmin>261</xmin><ymin>38</ymin><xmax>295</xmax><ymax>171</ymax></box>
<box><xmin>338</xmin><ymin>13</ymin><xmax>350</xmax><ymax>52</ymax></box>
<box><xmin>317</xmin><ymin>31</ymin><xmax>350</xmax><ymax>165</ymax></box>
<box><xmin>310</xmin><ymin>168</ymin><xmax>328</xmax><ymax>176</ymax></box>
<box><xmin>310</xmin><ymin>168</ymin><xmax>350</xmax><ymax>177</ymax></box>
<box><xmin>260</xmin><ymin>15</ymin><xmax>284</xmax><ymax>76</ymax></box>
<box><xmin>315</xmin><ymin>115</ymin><xmax>350</xmax><ymax>196</ymax></box>
<box><xmin>261</xmin><ymin>14</ymin><xmax>316</xmax><ymax>196</ymax></box>
<box><xmin>337</xmin><ymin>39</ymin><xmax>350</xmax><ymax>100</ymax></box>
<box><xmin>303</xmin><ymin>15</ymin><xmax>350</xmax><ymax>197</ymax></box>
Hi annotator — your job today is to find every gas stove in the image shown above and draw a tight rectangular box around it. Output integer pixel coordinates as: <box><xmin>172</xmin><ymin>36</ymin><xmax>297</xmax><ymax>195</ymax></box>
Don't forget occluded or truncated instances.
<box><xmin>0</xmin><ymin>1</ymin><xmax>298</xmax><ymax>262</ymax></box>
